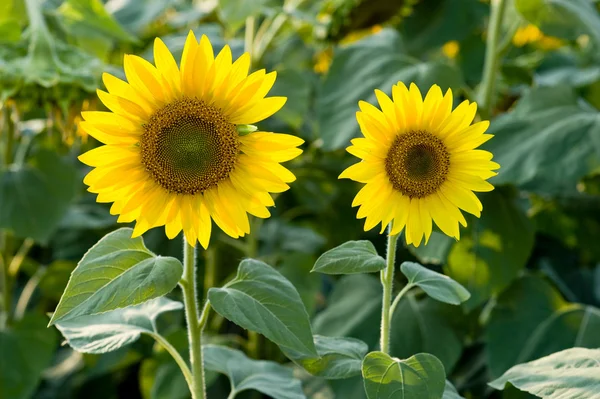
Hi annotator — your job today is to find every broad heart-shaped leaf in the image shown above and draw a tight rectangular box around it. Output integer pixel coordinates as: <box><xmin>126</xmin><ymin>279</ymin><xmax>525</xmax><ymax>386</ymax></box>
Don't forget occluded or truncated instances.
<box><xmin>312</xmin><ymin>240</ymin><xmax>385</xmax><ymax>275</ymax></box>
<box><xmin>391</xmin><ymin>296</ymin><xmax>465</xmax><ymax>373</ymax></box>
<box><xmin>281</xmin><ymin>335</ymin><xmax>369</xmax><ymax>379</ymax></box>
<box><xmin>400</xmin><ymin>262</ymin><xmax>470</xmax><ymax>305</ymax></box>
<box><xmin>444</xmin><ymin>189</ymin><xmax>535</xmax><ymax>310</ymax></box>
<box><xmin>55</xmin><ymin>297</ymin><xmax>183</xmax><ymax>353</ymax></box>
<box><xmin>49</xmin><ymin>228</ymin><xmax>183</xmax><ymax>325</ymax></box>
<box><xmin>362</xmin><ymin>352</ymin><xmax>446</xmax><ymax>399</ymax></box>
<box><xmin>443</xmin><ymin>380</ymin><xmax>466</xmax><ymax>399</ymax></box>
<box><xmin>490</xmin><ymin>348</ymin><xmax>600</xmax><ymax>399</ymax></box>
<box><xmin>486</xmin><ymin>85</ymin><xmax>600</xmax><ymax>195</ymax></box>
<box><xmin>0</xmin><ymin>149</ymin><xmax>79</xmax><ymax>244</ymax></box>
<box><xmin>204</xmin><ymin>345</ymin><xmax>304</xmax><ymax>399</ymax></box>
<box><xmin>317</xmin><ymin>28</ymin><xmax>463</xmax><ymax>150</ymax></box>
<box><xmin>208</xmin><ymin>258</ymin><xmax>317</xmax><ymax>356</ymax></box>
<box><xmin>486</xmin><ymin>275</ymin><xmax>600</xmax><ymax>378</ymax></box>
<box><xmin>0</xmin><ymin>314</ymin><xmax>57</xmax><ymax>399</ymax></box>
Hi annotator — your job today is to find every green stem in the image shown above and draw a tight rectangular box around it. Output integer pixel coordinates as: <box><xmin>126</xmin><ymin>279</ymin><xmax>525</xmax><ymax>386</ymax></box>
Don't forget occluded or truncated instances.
<box><xmin>380</xmin><ymin>226</ymin><xmax>399</xmax><ymax>354</ymax></box>
<box><xmin>244</xmin><ymin>16</ymin><xmax>255</xmax><ymax>62</ymax></box>
<box><xmin>477</xmin><ymin>0</ymin><xmax>508</xmax><ymax>119</ymax></box>
<box><xmin>389</xmin><ymin>283</ymin><xmax>413</xmax><ymax>318</ymax></box>
<box><xmin>14</xmin><ymin>266</ymin><xmax>46</xmax><ymax>320</ymax></box>
<box><xmin>181</xmin><ymin>238</ymin><xmax>206</xmax><ymax>399</ymax></box>
<box><xmin>0</xmin><ymin>232</ymin><xmax>8</xmax><ymax>329</ymax></box>
<box><xmin>8</xmin><ymin>238</ymin><xmax>34</xmax><ymax>277</ymax></box>
<box><xmin>3</xmin><ymin>103</ymin><xmax>14</xmax><ymax>166</ymax></box>
<box><xmin>150</xmin><ymin>332</ymin><xmax>194</xmax><ymax>390</ymax></box>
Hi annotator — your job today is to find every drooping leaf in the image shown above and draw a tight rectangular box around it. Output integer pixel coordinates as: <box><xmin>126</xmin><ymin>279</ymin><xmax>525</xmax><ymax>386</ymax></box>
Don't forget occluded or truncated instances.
<box><xmin>281</xmin><ymin>335</ymin><xmax>369</xmax><ymax>379</ymax></box>
<box><xmin>445</xmin><ymin>189</ymin><xmax>535</xmax><ymax>310</ymax></box>
<box><xmin>486</xmin><ymin>85</ymin><xmax>600</xmax><ymax>195</ymax></box>
<box><xmin>312</xmin><ymin>274</ymin><xmax>382</xmax><ymax>348</ymax></box>
<box><xmin>0</xmin><ymin>150</ymin><xmax>79</xmax><ymax>244</ymax></box>
<box><xmin>55</xmin><ymin>297</ymin><xmax>183</xmax><ymax>353</ymax></box>
<box><xmin>208</xmin><ymin>259</ymin><xmax>317</xmax><ymax>356</ymax></box>
<box><xmin>362</xmin><ymin>351</ymin><xmax>446</xmax><ymax>399</ymax></box>
<box><xmin>391</xmin><ymin>296</ymin><xmax>465</xmax><ymax>373</ymax></box>
<box><xmin>400</xmin><ymin>262</ymin><xmax>470</xmax><ymax>305</ymax></box>
<box><xmin>49</xmin><ymin>228</ymin><xmax>183</xmax><ymax>325</ymax></box>
<box><xmin>490</xmin><ymin>348</ymin><xmax>600</xmax><ymax>399</ymax></box>
<box><xmin>486</xmin><ymin>275</ymin><xmax>600</xmax><ymax>378</ymax></box>
<box><xmin>312</xmin><ymin>240</ymin><xmax>385</xmax><ymax>275</ymax></box>
<box><xmin>0</xmin><ymin>314</ymin><xmax>57</xmax><ymax>399</ymax></box>
<box><xmin>204</xmin><ymin>345</ymin><xmax>305</xmax><ymax>399</ymax></box>
<box><xmin>317</xmin><ymin>28</ymin><xmax>463</xmax><ymax>150</ymax></box>
<box><xmin>443</xmin><ymin>380</ymin><xmax>466</xmax><ymax>399</ymax></box>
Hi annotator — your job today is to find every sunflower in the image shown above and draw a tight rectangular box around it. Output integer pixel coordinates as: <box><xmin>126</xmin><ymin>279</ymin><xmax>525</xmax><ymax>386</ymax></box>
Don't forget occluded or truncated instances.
<box><xmin>339</xmin><ymin>83</ymin><xmax>499</xmax><ymax>247</ymax></box>
<box><xmin>79</xmin><ymin>31</ymin><xmax>304</xmax><ymax>248</ymax></box>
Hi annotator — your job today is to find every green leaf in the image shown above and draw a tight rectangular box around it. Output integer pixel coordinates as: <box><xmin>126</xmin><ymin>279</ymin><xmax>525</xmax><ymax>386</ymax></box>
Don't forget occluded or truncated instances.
<box><xmin>0</xmin><ymin>150</ymin><xmax>79</xmax><ymax>244</ymax></box>
<box><xmin>400</xmin><ymin>262</ymin><xmax>470</xmax><ymax>305</ymax></box>
<box><xmin>317</xmin><ymin>28</ymin><xmax>463</xmax><ymax>150</ymax></box>
<box><xmin>486</xmin><ymin>85</ymin><xmax>600</xmax><ymax>195</ymax></box>
<box><xmin>57</xmin><ymin>0</ymin><xmax>138</xmax><ymax>44</ymax></box>
<box><xmin>410</xmin><ymin>231</ymin><xmax>455</xmax><ymax>265</ymax></box>
<box><xmin>362</xmin><ymin>351</ymin><xmax>446</xmax><ymax>399</ymax></box>
<box><xmin>110</xmin><ymin>0</ymin><xmax>178</xmax><ymax>35</ymax></box>
<box><xmin>217</xmin><ymin>0</ymin><xmax>268</xmax><ymax>34</ymax></box>
<box><xmin>208</xmin><ymin>258</ymin><xmax>317</xmax><ymax>356</ymax></box>
<box><xmin>312</xmin><ymin>240</ymin><xmax>385</xmax><ymax>275</ymax></box>
<box><xmin>204</xmin><ymin>344</ymin><xmax>305</xmax><ymax>399</ymax></box>
<box><xmin>444</xmin><ymin>189</ymin><xmax>535</xmax><ymax>310</ymax></box>
<box><xmin>486</xmin><ymin>275</ymin><xmax>600</xmax><ymax>378</ymax></box>
<box><xmin>49</xmin><ymin>228</ymin><xmax>183</xmax><ymax>325</ymax></box>
<box><xmin>312</xmin><ymin>274</ymin><xmax>382</xmax><ymax>348</ymax></box>
<box><xmin>490</xmin><ymin>348</ymin><xmax>600</xmax><ymax>399</ymax></box>
<box><xmin>391</xmin><ymin>296</ymin><xmax>465</xmax><ymax>373</ymax></box>
<box><xmin>0</xmin><ymin>314</ymin><xmax>57</xmax><ymax>399</ymax></box>
<box><xmin>55</xmin><ymin>297</ymin><xmax>182</xmax><ymax>353</ymax></box>
<box><xmin>443</xmin><ymin>380</ymin><xmax>466</xmax><ymax>399</ymax></box>
<box><xmin>281</xmin><ymin>335</ymin><xmax>369</xmax><ymax>379</ymax></box>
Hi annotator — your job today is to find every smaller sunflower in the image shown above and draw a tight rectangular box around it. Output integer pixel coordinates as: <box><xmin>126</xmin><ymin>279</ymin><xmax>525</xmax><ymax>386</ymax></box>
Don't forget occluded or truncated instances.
<box><xmin>340</xmin><ymin>82</ymin><xmax>499</xmax><ymax>247</ymax></box>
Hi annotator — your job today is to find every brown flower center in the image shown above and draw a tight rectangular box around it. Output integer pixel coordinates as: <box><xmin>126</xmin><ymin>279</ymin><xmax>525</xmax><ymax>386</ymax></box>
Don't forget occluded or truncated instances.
<box><xmin>141</xmin><ymin>98</ymin><xmax>239</xmax><ymax>194</ymax></box>
<box><xmin>385</xmin><ymin>130</ymin><xmax>450</xmax><ymax>198</ymax></box>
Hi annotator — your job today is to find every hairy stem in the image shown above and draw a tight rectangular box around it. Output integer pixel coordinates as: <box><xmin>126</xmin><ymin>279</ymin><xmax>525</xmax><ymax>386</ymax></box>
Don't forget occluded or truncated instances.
<box><xmin>181</xmin><ymin>239</ymin><xmax>206</xmax><ymax>399</ymax></box>
<box><xmin>149</xmin><ymin>331</ymin><xmax>194</xmax><ymax>391</ymax></box>
<box><xmin>389</xmin><ymin>283</ymin><xmax>413</xmax><ymax>318</ymax></box>
<box><xmin>478</xmin><ymin>0</ymin><xmax>508</xmax><ymax>119</ymax></box>
<box><xmin>380</xmin><ymin>226</ymin><xmax>399</xmax><ymax>354</ymax></box>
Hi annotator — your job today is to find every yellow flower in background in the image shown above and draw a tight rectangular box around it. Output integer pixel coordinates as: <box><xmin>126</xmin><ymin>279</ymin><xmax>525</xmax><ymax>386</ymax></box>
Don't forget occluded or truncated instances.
<box><xmin>340</xmin><ymin>25</ymin><xmax>383</xmax><ymax>45</ymax></box>
<box><xmin>340</xmin><ymin>83</ymin><xmax>499</xmax><ymax>247</ymax></box>
<box><xmin>79</xmin><ymin>31</ymin><xmax>303</xmax><ymax>248</ymax></box>
<box><xmin>442</xmin><ymin>41</ymin><xmax>460</xmax><ymax>59</ymax></box>
<box><xmin>314</xmin><ymin>47</ymin><xmax>334</xmax><ymax>74</ymax></box>
<box><xmin>513</xmin><ymin>24</ymin><xmax>562</xmax><ymax>50</ymax></box>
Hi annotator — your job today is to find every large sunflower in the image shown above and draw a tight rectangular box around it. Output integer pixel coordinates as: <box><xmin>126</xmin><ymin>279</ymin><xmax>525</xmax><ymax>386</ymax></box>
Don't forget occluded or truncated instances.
<box><xmin>79</xmin><ymin>31</ymin><xmax>303</xmax><ymax>248</ymax></box>
<box><xmin>340</xmin><ymin>83</ymin><xmax>499</xmax><ymax>247</ymax></box>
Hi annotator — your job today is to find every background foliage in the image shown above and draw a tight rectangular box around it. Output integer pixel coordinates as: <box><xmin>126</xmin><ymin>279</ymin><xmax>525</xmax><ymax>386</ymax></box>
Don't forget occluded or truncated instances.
<box><xmin>1</xmin><ymin>0</ymin><xmax>600</xmax><ymax>398</ymax></box>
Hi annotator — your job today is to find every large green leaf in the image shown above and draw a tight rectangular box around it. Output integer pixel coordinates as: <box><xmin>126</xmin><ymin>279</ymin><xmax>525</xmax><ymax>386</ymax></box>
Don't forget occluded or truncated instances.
<box><xmin>362</xmin><ymin>351</ymin><xmax>446</xmax><ymax>399</ymax></box>
<box><xmin>486</xmin><ymin>85</ymin><xmax>600</xmax><ymax>195</ymax></box>
<box><xmin>57</xmin><ymin>0</ymin><xmax>138</xmax><ymax>44</ymax></box>
<box><xmin>281</xmin><ymin>335</ymin><xmax>369</xmax><ymax>379</ymax></box>
<box><xmin>443</xmin><ymin>380</ymin><xmax>466</xmax><ymax>399</ymax></box>
<box><xmin>444</xmin><ymin>189</ymin><xmax>535</xmax><ymax>310</ymax></box>
<box><xmin>312</xmin><ymin>240</ymin><xmax>385</xmax><ymax>275</ymax></box>
<box><xmin>0</xmin><ymin>314</ymin><xmax>57</xmax><ymax>399</ymax></box>
<box><xmin>400</xmin><ymin>262</ymin><xmax>470</xmax><ymax>305</ymax></box>
<box><xmin>391</xmin><ymin>296</ymin><xmax>465</xmax><ymax>373</ymax></box>
<box><xmin>486</xmin><ymin>275</ymin><xmax>600</xmax><ymax>378</ymax></box>
<box><xmin>208</xmin><ymin>259</ymin><xmax>317</xmax><ymax>356</ymax></box>
<box><xmin>55</xmin><ymin>297</ymin><xmax>183</xmax><ymax>354</ymax></box>
<box><xmin>490</xmin><ymin>348</ymin><xmax>600</xmax><ymax>399</ymax></box>
<box><xmin>312</xmin><ymin>274</ymin><xmax>382</xmax><ymax>348</ymax></box>
<box><xmin>317</xmin><ymin>28</ymin><xmax>463</xmax><ymax>150</ymax></box>
<box><xmin>204</xmin><ymin>345</ymin><xmax>305</xmax><ymax>399</ymax></box>
<box><xmin>49</xmin><ymin>228</ymin><xmax>183</xmax><ymax>325</ymax></box>
<box><xmin>0</xmin><ymin>150</ymin><xmax>79</xmax><ymax>244</ymax></box>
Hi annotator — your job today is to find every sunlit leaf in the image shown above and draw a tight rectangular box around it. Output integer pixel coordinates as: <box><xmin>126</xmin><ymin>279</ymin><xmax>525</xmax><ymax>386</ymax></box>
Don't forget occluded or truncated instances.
<box><xmin>312</xmin><ymin>240</ymin><xmax>385</xmax><ymax>275</ymax></box>
<box><xmin>400</xmin><ymin>262</ymin><xmax>470</xmax><ymax>305</ymax></box>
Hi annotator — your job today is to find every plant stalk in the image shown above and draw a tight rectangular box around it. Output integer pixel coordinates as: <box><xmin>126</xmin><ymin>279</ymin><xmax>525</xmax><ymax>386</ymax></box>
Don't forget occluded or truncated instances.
<box><xmin>150</xmin><ymin>332</ymin><xmax>194</xmax><ymax>390</ymax></box>
<box><xmin>478</xmin><ymin>0</ymin><xmax>508</xmax><ymax>119</ymax></box>
<box><xmin>181</xmin><ymin>238</ymin><xmax>206</xmax><ymax>399</ymax></box>
<box><xmin>380</xmin><ymin>226</ymin><xmax>399</xmax><ymax>354</ymax></box>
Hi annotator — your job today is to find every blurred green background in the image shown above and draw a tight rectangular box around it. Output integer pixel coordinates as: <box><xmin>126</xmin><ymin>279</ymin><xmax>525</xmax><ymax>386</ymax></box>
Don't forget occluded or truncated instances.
<box><xmin>2</xmin><ymin>0</ymin><xmax>600</xmax><ymax>398</ymax></box>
